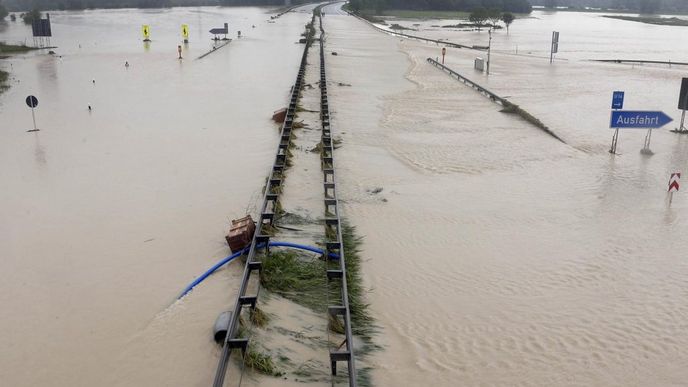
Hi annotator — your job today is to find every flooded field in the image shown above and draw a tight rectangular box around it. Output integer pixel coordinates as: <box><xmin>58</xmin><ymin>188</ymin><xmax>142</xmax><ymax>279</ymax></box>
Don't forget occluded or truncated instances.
<box><xmin>377</xmin><ymin>9</ymin><xmax>688</xmax><ymax>61</ymax></box>
<box><xmin>2</xmin><ymin>2</ymin><xmax>688</xmax><ymax>386</ymax></box>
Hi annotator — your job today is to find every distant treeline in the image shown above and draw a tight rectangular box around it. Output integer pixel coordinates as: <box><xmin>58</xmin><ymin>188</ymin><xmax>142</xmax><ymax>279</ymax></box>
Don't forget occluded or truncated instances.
<box><xmin>1</xmin><ymin>0</ymin><xmax>310</xmax><ymax>11</ymax></box>
<box><xmin>530</xmin><ymin>0</ymin><xmax>688</xmax><ymax>13</ymax></box>
<box><xmin>349</xmin><ymin>0</ymin><xmax>532</xmax><ymax>13</ymax></box>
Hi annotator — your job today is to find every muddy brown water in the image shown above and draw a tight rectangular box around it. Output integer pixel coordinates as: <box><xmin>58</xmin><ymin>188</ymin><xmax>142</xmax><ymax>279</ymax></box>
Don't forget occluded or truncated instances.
<box><xmin>2</xmin><ymin>2</ymin><xmax>688</xmax><ymax>386</ymax></box>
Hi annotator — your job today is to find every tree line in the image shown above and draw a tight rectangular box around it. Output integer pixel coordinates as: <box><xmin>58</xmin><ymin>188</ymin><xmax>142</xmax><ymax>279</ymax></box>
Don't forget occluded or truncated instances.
<box><xmin>348</xmin><ymin>0</ymin><xmax>532</xmax><ymax>14</ymax></box>
<box><xmin>532</xmin><ymin>0</ymin><xmax>688</xmax><ymax>13</ymax></box>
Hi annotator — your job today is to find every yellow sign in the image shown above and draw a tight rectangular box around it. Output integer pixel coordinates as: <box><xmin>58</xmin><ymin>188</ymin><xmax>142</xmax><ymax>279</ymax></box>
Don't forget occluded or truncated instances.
<box><xmin>181</xmin><ymin>24</ymin><xmax>189</xmax><ymax>39</ymax></box>
<box><xmin>142</xmin><ymin>25</ymin><xmax>150</xmax><ymax>40</ymax></box>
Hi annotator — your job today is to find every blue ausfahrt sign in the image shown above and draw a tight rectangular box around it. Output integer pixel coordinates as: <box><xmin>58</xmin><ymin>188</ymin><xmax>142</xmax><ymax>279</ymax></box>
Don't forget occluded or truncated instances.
<box><xmin>611</xmin><ymin>91</ymin><xmax>624</xmax><ymax>109</ymax></box>
<box><xmin>610</xmin><ymin>110</ymin><xmax>673</xmax><ymax>129</ymax></box>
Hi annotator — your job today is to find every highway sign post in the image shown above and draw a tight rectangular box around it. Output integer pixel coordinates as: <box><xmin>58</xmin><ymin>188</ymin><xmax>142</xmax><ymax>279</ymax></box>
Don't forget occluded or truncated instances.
<box><xmin>668</xmin><ymin>172</ymin><xmax>680</xmax><ymax>205</ymax></box>
<box><xmin>612</xmin><ymin>91</ymin><xmax>624</xmax><ymax>109</ymax></box>
<box><xmin>675</xmin><ymin>78</ymin><xmax>688</xmax><ymax>133</ymax></box>
<box><xmin>550</xmin><ymin>31</ymin><xmax>559</xmax><ymax>64</ymax></box>
<box><xmin>610</xmin><ymin>111</ymin><xmax>673</xmax><ymax>128</ymax></box>
<box><xmin>25</xmin><ymin>95</ymin><xmax>39</xmax><ymax>132</ymax></box>
<box><xmin>182</xmin><ymin>24</ymin><xmax>189</xmax><ymax>44</ymax></box>
<box><xmin>609</xmin><ymin>91</ymin><xmax>624</xmax><ymax>154</ymax></box>
<box><xmin>609</xmin><ymin>103</ymin><xmax>673</xmax><ymax>154</ymax></box>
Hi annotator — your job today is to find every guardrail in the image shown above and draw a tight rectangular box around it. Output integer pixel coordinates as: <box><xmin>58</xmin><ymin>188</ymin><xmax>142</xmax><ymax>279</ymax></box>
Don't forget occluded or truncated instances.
<box><xmin>318</xmin><ymin>11</ymin><xmax>358</xmax><ymax>387</ymax></box>
<box><xmin>426</xmin><ymin>57</ymin><xmax>505</xmax><ymax>104</ymax></box>
<box><xmin>592</xmin><ymin>59</ymin><xmax>688</xmax><ymax>67</ymax></box>
<box><xmin>211</xmin><ymin>20</ymin><xmax>313</xmax><ymax>387</ymax></box>
<box><xmin>426</xmin><ymin>57</ymin><xmax>565</xmax><ymax>143</ymax></box>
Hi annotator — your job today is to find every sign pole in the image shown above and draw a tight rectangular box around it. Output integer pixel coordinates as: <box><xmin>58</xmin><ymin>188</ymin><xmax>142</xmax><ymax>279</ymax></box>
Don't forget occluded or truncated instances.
<box><xmin>487</xmin><ymin>30</ymin><xmax>492</xmax><ymax>75</ymax></box>
<box><xmin>680</xmin><ymin>109</ymin><xmax>686</xmax><ymax>132</ymax></box>
<box><xmin>610</xmin><ymin>128</ymin><xmax>619</xmax><ymax>154</ymax></box>
<box><xmin>25</xmin><ymin>95</ymin><xmax>40</xmax><ymax>132</ymax></box>
<box><xmin>550</xmin><ymin>31</ymin><xmax>559</xmax><ymax>64</ymax></box>
<box><xmin>668</xmin><ymin>172</ymin><xmax>681</xmax><ymax>206</ymax></box>
<box><xmin>641</xmin><ymin>128</ymin><xmax>653</xmax><ymax>154</ymax></box>
<box><xmin>609</xmin><ymin>91</ymin><xmax>624</xmax><ymax>154</ymax></box>
<box><xmin>31</xmin><ymin>107</ymin><xmax>37</xmax><ymax>132</ymax></box>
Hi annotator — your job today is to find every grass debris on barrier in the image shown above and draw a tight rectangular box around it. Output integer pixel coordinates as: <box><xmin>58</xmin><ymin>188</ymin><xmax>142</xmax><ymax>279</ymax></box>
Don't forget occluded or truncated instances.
<box><xmin>500</xmin><ymin>100</ymin><xmax>565</xmax><ymax>143</ymax></box>
<box><xmin>260</xmin><ymin>250</ymin><xmax>327</xmax><ymax>312</ymax></box>
<box><xmin>244</xmin><ymin>346</ymin><xmax>283</xmax><ymax>376</ymax></box>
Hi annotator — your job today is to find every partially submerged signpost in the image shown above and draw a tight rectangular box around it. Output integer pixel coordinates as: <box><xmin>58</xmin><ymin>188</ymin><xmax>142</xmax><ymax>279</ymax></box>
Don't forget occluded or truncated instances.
<box><xmin>550</xmin><ymin>31</ymin><xmax>559</xmax><ymax>64</ymax></box>
<box><xmin>182</xmin><ymin>24</ymin><xmax>189</xmax><ymax>44</ymax></box>
<box><xmin>25</xmin><ymin>95</ymin><xmax>39</xmax><ymax>132</ymax></box>
<box><xmin>668</xmin><ymin>173</ymin><xmax>680</xmax><ymax>205</ymax></box>
<box><xmin>673</xmin><ymin>78</ymin><xmax>688</xmax><ymax>133</ymax></box>
<box><xmin>210</xmin><ymin>23</ymin><xmax>230</xmax><ymax>41</ymax></box>
<box><xmin>142</xmin><ymin>25</ymin><xmax>151</xmax><ymax>42</ymax></box>
<box><xmin>608</xmin><ymin>91</ymin><xmax>672</xmax><ymax>154</ymax></box>
<box><xmin>31</xmin><ymin>13</ymin><xmax>52</xmax><ymax>47</ymax></box>
<box><xmin>609</xmin><ymin>91</ymin><xmax>624</xmax><ymax>153</ymax></box>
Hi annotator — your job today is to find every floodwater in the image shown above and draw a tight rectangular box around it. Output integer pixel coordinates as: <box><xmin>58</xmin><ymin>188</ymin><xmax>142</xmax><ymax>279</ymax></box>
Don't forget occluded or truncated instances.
<box><xmin>378</xmin><ymin>10</ymin><xmax>688</xmax><ymax>61</ymax></box>
<box><xmin>0</xmin><ymin>5</ymin><xmax>320</xmax><ymax>386</ymax></box>
<box><xmin>2</xmin><ymin>2</ymin><xmax>688</xmax><ymax>386</ymax></box>
<box><xmin>322</xmin><ymin>3</ymin><xmax>688</xmax><ymax>387</ymax></box>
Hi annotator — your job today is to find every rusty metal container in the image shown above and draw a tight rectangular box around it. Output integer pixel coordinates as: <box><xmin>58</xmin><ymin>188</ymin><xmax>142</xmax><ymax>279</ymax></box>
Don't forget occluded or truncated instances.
<box><xmin>226</xmin><ymin>215</ymin><xmax>256</xmax><ymax>252</ymax></box>
<box><xmin>272</xmin><ymin>108</ymin><xmax>287</xmax><ymax>123</ymax></box>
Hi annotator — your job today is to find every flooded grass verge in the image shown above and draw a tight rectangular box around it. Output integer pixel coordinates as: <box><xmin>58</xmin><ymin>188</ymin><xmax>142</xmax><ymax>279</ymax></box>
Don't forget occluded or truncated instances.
<box><xmin>0</xmin><ymin>42</ymin><xmax>37</xmax><ymax>53</ymax></box>
<box><xmin>0</xmin><ymin>69</ymin><xmax>8</xmax><ymax>94</ymax></box>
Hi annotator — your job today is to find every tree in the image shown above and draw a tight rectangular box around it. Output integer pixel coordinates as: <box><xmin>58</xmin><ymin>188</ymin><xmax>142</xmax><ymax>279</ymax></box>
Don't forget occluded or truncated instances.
<box><xmin>22</xmin><ymin>8</ymin><xmax>40</xmax><ymax>24</ymax></box>
<box><xmin>639</xmin><ymin>0</ymin><xmax>661</xmax><ymax>14</ymax></box>
<box><xmin>501</xmin><ymin>12</ymin><xmax>514</xmax><ymax>34</ymax></box>
<box><xmin>0</xmin><ymin>2</ymin><xmax>8</xmax><ymax>20</ymax></box>
<box><xmin>373</xmin><ymin>0</ymin><xmax>387</xmax><ymax>15</ymax></box>
<box><xmin>348</xmin><ymin>0</ymin><xmax>362</xmax><ymax>12</ymax></box>
<box><xmin>469</xmin><ymin>7</ymin><xmax>488</xmax><ymax>31</ymax></box>
<box><xmin>486</xmin><ymin>7</ymin><xmax>501</xmax><ymax>30</ymax></box>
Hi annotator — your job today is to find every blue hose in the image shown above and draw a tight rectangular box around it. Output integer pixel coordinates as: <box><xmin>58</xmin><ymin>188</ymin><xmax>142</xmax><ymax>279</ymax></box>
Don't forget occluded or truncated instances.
<box><xmin>178</xmin><ymin>241</ymin><xmax>338</xmax><ymax>299</ymax></box>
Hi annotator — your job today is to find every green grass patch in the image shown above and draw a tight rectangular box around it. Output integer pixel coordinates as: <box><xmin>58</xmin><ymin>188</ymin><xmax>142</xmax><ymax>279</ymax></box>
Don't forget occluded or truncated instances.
<box><xmin>259</xmin><ymin>250</ymin><xmax>327</xmax><ymax>312</ymax></box>
<box><xmin>0</xmin><ymin>42</ymin><xmax>37</xmax><ymax>53</ymax></box>
<box><xmin>250</xmin><ymin>307</ymin><xmax>270</xmax><ymax>328</ymax></box>
<box><xmin>243</xmin><ymin>346</ymin><xmax>283</xmax><ymax>376</ymax></box>
<box><xmin>339</xmin><ymin>223</ymin><xmax>375</xmax><ymax>343</ymax></box>
<box><xmin>603</xmin><ymin>15</ymin><xmax>688</xmax><ymax>26</ymax></box>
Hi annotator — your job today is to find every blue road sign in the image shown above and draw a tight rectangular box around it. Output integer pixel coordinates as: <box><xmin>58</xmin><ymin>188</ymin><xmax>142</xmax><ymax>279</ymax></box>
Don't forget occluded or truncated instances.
<box><xmin>612</xmin><ymin>91</ymin><xmax>624</xmax><ymax>109</ymax></box>
<box><xmin>610</xmin><ymin>111</ymin><xmax>673</xmax><ymax>129</ymax></box>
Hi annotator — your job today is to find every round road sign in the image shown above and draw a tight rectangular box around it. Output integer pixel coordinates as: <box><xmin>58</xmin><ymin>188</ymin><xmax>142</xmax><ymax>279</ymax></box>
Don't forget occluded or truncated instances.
<box><xmin>25</xmin><ymin>95</ymin><xmax>38</xmax><ymax>108</ymax></box>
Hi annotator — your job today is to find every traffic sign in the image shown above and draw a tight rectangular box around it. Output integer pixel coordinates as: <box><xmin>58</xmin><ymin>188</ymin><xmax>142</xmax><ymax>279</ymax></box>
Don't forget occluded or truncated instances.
<box><xmin>612</xmin><ymin>91</ymin><xmax>624</xmax><ymax>109</ymax></box>
<box><xmin>25</xmin><ymin>95</ymin><xmax>38</xmax><ymax>108</ymax></box>
<box><xmin>669</xmin><ymin>173</ymin><xmax>680</xmax><ymax>192</ymax></box>
<box><xmin>25</xmin><ymin>95</ymin><xmax>39</xmax><ymax>132</ymax></box>
<box><xmin>552</xmin><ymin>31</ymin><xmax>559</xmax><ymax>53</ymax></box>
<box><xmin>610</xmin><ymin>111</ymin><xmax>673</xmax><ymax>129</ymax></box>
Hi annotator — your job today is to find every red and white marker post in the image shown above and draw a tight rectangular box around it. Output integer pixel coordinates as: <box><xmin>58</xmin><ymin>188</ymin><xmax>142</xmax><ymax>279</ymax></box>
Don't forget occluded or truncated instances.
<box><xmin>668</xmin><ymin>172</ymin><xmax>680</xmax><ymax>204</ymax></box>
